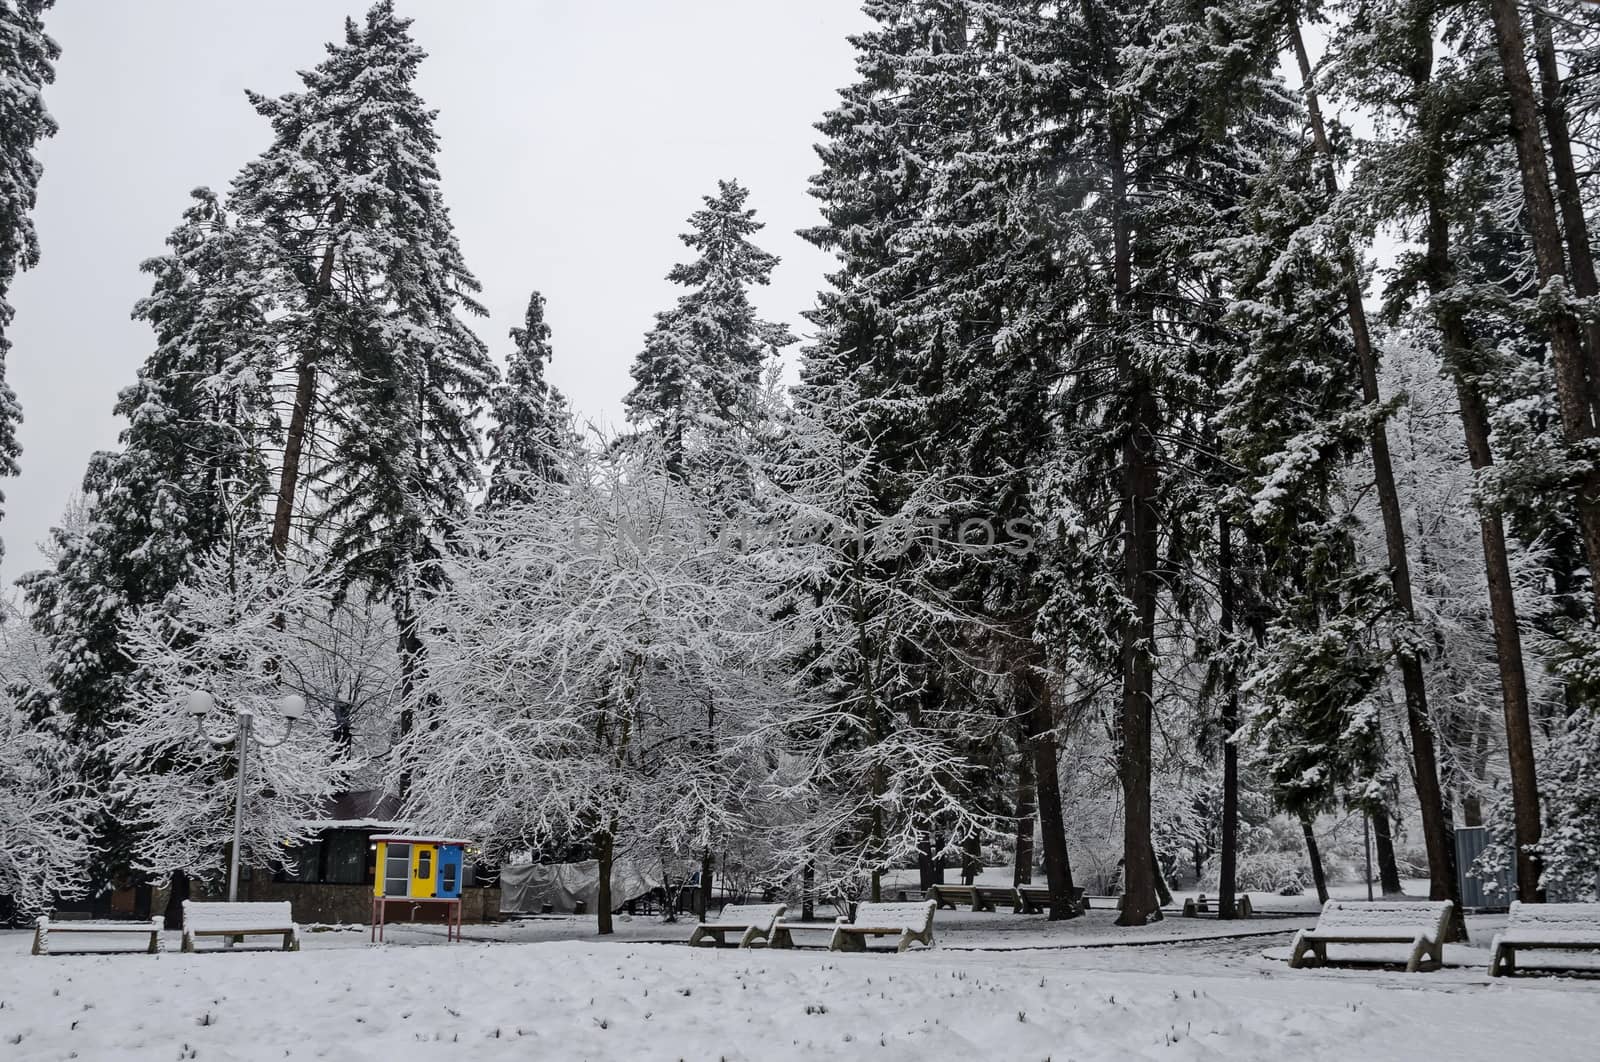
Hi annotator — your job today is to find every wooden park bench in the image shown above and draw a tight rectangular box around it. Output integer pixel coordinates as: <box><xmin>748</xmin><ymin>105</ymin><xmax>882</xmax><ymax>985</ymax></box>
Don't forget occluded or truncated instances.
<box><xmin>181</xmin><ymin>900</ymin><xmax>299</xmax><ymax>953</ymax></box>
<box><xmin>928</xmin><ymin>883</ymin><xmax>1017</xmax><ymax>912</ymax></box>
<box><xmin>1490</xmin><ymin>902</ymin><xmax>1600</xmax><ymax>977</ymax></box>
<box><xmin>829</xmin><ymin>900</ymin><xmax>937</xmax><ymax>953</ymax></box>
<box><xmin>32</xmin><ymin>915</ymin><xmax>163</xmax><ymax>956</ymax></box>
<box><xmin>1182</xmin><ymin>893</ymin><xmax>1253</xmax><ymax>918</ymax></box>
<box><xmin>687</xmin><ymin>903</ymin><xmax>787</xmax><ymax>948</ymax></box>
<box><xmin>1289</xmin><ymin>899</ymin><xmax>1453</xmax><ymax>973</ymax></box>
<box><xmin>1016</xmin><ymin>885</ymin><xmax>1087</xmax><ymax>915</ymax></box>
<box><xmin>768</xmin><ymin>914</ymin><xmax>848</xmax><ymax>950</ymax></box>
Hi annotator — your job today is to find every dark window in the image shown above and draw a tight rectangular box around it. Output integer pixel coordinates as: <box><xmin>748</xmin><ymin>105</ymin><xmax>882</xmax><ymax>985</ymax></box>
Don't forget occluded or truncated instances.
<box><xmin>417</xmin><ymin>849</ymin><xmax>432</xmax><ymax>881</ymax></box>
<box><xmin>442</xmin><ymin>863</ymin><xmax>459</xmax><ymax>893</ymax></box>
<box><xmin>276</xmin><ymin>842</ymin><xmax>321</xmax><ymax>884</ymax></box>
<box><xmin>323</xmin><ymin>831</ymin><xmax>369</xmax><ymax>885</ymax></box>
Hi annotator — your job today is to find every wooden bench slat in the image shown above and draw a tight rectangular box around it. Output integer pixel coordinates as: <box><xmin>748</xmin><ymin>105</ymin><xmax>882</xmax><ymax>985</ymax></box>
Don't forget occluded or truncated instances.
<box><xmin>688</xmin><ymin>904</ymin><xmax>787</xmax><ymax>949</ymax></box>
<box><xmin>33</xmin><ymin>916</ymin><xmax>164</xmax><ymax>957</ymax></box>
<box><xmin>181</xmin><ymin>900</ymin><xmax>299</xmax><ymax>953</ymax></box>
<box><xmin>1491</xmin><ymin>901</ymin><xmax>1600</xmax><ymax>976</ymax></box>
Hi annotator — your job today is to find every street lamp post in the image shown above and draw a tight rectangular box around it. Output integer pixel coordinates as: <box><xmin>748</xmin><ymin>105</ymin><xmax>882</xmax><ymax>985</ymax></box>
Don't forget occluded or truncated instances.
<box><xmin>186</xmin><ymin>690</ymin><xmax>307</xmax><ymax>903</ymax></box>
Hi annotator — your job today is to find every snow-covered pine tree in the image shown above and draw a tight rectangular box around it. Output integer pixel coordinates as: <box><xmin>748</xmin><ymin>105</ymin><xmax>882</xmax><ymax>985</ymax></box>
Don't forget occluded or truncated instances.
<box><xmin>0</xmin><ymin>0</ymin><xmax>58</xmax><ymax>554</ymax></box>
<box><xmin>231</xmin><ymin>3</ymin><xmax>495</xmax><ymax>754</ymax></box>
<box><xmin>22</xmin><ymin>188</ymin><xmax>273</xmax><ymax>735</ymax></box>
<box><xmin>19</xmin><ymin>188</ymin><xmax>273</xmax><ymax>885</ymax></box>
<box><xmin>231</xmin><ymin>0</ymin><xmax>494</xmax><ymax>577</ymax></box>
<box><xmin>803</xmin><ymin>0</ymin><xmax>1084</xmax><ymax>917</ymax></box>
<box><xmin>1325</xmin><ymin>0</ymin><xmax>1552</xmax><ymax>903</ymax></box>
<box><xmin>485</xmin><ymin>290</ymin><xmax>570</xmax><ymax>509</ymax></box>
<box><xmin>625</xmin><ymin>179</ymin><xmax>793</xmax><ymax>486</ymax></box>
<box><xmin>969</xmin><ymin>0</ymin><xmax>1297</xmax><ymax>925</ymax></box>
<box><xmin>756</xmin><ymin>387</ymin><xmax>1002</xmax><ymax>902</ymax></box>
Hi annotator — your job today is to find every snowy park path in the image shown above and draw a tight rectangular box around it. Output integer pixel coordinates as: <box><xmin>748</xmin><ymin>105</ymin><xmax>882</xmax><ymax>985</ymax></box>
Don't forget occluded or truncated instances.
<box><xmin>2</xmin><ymin>917</ymin><xmax>1596</xmax><ymax>1061</ymax></box>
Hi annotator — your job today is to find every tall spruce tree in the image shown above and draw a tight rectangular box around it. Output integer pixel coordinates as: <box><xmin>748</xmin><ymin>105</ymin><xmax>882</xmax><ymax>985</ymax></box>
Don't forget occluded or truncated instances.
<box><xmin>21</xmin><ymin>189</ymin><xmax>272</xmax><ymax>882</ymax></box>
<box><xmin>230</xmin><ymin>2</ymin><xmax>495</xmax><ymax>754</ymax></box>
<box><xmin>804</xmin><ymin>0</ymin><xmax>1083</xmax><ymax>918</ymax></box>
<box><xmin>485</xmin><ymin>291</ymin><xmax>569</xmax><ymax>508</ymax></box>
<box><xmin>0</xmin><ymin>0</ymin><xmax>58</xmax><ymax>554</ymax></box>
<box><xmin>625</xmin><ymin>179</ymin><xmax>793</xmax><ymax>483</ymax></box>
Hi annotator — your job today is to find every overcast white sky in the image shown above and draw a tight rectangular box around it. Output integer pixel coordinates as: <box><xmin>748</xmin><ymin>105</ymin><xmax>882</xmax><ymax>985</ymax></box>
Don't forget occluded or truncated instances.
<box><xmin>3</xmin><ymin>0</ymin><xmax>868</xmax><ymax>584</ymax></box>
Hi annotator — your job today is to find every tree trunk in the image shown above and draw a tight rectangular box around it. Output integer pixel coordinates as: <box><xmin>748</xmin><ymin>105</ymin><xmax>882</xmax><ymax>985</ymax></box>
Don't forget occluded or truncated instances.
<box><xmin>1149</xmin><ymin>838</ymin><xmax>1173</xmax><ymax>908</ymax></box>
<box><xmin>1488</xmin><ymin>0</ymin><xmax>1600</xmax><ymax>621</ymax></box>
<box><xmin>1374</xmin><ymin>803</ymin><xmax>1405</xmax><ymax>896</ymax></box>
<box><xmin>1020</xmin><ymin>664</ymin><xmax>1078</xmax><ymax>920</ymax></box>
<box><xmin>1291</xmin><ymin>19</ymin><xmax>1462</xmax><ymax>935</ymax></box>
<box><xmin>1416</xmin><ymin>100</ymin><xmax>1544</xmax><ymax>904</ymax></box>
<box><xmin>271</xmin><ymin>196</ymin><xmax>343</xmax><ymax>559</ymax></box>
<box><xmin>961</xmin><ymin>834</ymin><xmax>981</xmax><ymax>886</ymax></box>
<box><xmin>162</xmin><ymin>870</ymin><xmax>190</xmax><ymax>931</ymax></box>
<box><xmin>1115</xmin><ymin>370</ymin><xmax>1162</xmax><ymax>927</ymax></box>
<box><xmin>595</xmin><ymin>829</ymin><xmax>615</xmax><ymax>936</ymax></box>
<box><xmin>918</xmin><ymin>833</ymin><xmax>937</xmax><ymax>892</ymax></box>
<box><xmin>698</xmin><ymin>849</ymin><xmax>714</xmax><ymax>922</ymax></box>
<box><xmin>801</xmin><ymin>859</ymin><xmax>815</xmax><ymax>922</ymax></box>
<box><xmin>1533</xmin><ymin>10</ymin><xmax>1600</xmax><ymax>413</ymax></box>
<box><xmin>1300</xmin><ymin>814</ymin><xmax>1330</xmax><ymax>905</ymax></box>
<box><xmin>1013</xmin><ymin>744</ymin><xmax>1035</xmax><ymax>887</ymax></box>
<box><xmin>394</xmin><ymin>596</ymin><xmax>424</xmax><ymax>800</ymax></box>
<box><xmin>1218</xmin><ymin>515</ymin><xmax>1241</xmax><ymax>920</ymax></box>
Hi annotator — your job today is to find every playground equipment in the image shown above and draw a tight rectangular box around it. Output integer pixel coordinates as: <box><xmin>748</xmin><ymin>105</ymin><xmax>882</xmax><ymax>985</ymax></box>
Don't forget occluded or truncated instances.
<box><xmin>370</xmin><ymin>835</ymin><xmax>470</xmax><ymax>942</ymax></box>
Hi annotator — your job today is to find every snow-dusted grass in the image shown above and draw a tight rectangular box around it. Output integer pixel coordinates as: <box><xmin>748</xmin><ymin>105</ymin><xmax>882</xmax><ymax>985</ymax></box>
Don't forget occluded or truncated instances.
<box><xmin>2</xmin><ymin>917</ymin><xmax>1596</xmax><ymax>1061</ymax></box>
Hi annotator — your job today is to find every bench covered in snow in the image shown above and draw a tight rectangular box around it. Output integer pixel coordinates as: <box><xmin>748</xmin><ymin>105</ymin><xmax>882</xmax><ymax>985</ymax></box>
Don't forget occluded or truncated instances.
<box><xmin>1182</xmin><ymin>893</ymin><xmax>1253</xmax><ymax>918</ymax></box>
<box><xmin>32</xmin><ymin>916</ymin><xmax>163</xmax><ymax>956</ymax></box>
<box><xmin>687</xmin><ymin>903</ymin><xmax>787</xmax><ymax>948</ymax></box>
<box><xmin>1289</xmin><ymin>899</ymin><xmax>1453</xmax><ymax>973</ymax></box>
<box><xmin>1016</xmin><ymin>884</ymin><xmax>1088</xmax><ymax>915</ymax></box>
<box><xmin>1489</xmin><ymin>901</ymin><xmax>1600</xmax><ymax>976</ymax></box>
<box><xmin>830</xmin><ymin>900</ymin><xmax>936</xmax><ymax>953</ymax></box>
<box><xmin>928</xmin><ymin>883</ymin><xmax>1015</xmax><ymax>912</ymax></box>
<box><xmin>181</xmin><ymin>900</ymin><xmax>299</xmax><ymax>953</ymax></box>
<box><xmin>768</xmin><ymin>915</ymin><xmax>847</xmax><ymax>949</ymax></box>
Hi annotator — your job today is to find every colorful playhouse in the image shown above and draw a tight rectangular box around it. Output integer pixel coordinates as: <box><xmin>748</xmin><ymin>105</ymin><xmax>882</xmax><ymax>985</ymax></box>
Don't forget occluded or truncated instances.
<box><xmin>369</xmin><ymin>835</ymin><xmax>470</xmax><ymax>942</ymax></box>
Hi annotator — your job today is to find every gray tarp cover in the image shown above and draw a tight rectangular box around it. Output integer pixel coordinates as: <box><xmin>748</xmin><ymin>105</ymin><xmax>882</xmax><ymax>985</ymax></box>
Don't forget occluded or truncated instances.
<box><xmin>498</xmin><ymin>859</ymin><xmax>661</xmax><ymax>914</ymax></box>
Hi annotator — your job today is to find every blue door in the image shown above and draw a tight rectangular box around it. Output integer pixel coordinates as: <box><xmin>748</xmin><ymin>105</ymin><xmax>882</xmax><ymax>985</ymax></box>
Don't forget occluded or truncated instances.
<box><xmin>436</xmin><ymin>846</ymin><xmax>464</xmax><ymax>899</ymax></box>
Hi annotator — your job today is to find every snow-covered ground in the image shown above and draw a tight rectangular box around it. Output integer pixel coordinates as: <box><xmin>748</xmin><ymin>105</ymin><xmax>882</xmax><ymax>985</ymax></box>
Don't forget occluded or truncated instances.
<box><xmin>3</xmin><ymin>903</ymin><xmax>1597</xmax><ymax>1061</ymax></box>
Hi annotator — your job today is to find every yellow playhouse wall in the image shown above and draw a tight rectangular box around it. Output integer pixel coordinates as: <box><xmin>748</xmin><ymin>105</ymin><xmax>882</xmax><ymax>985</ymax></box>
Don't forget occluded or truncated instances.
<box><xmin>410</xmin><ymin>843</ymin><xmax>437</xmax><ymax>898</ymax></box>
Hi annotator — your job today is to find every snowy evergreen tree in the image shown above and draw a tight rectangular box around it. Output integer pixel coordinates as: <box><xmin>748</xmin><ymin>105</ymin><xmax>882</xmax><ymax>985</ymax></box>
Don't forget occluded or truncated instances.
<box><xmin>229</xmin><ymin>3</ymin><xmax>496</xmax><ymax>759</ymax></box>
<box><xmin>485</xmin><ymin>290</ymin><xmax>569</xmax><ymax>508</ymax></box>
<box><xmin>231</xmin><ymin>0</ymin><xmax>495</xmax><ymax>583</ymax></box>
<box><xmin>0</xmin><ymin>0</ymin><xmax>58</xmax><ymax>555</ymax></box>
<box><xmin>18</xmin><ymin>188</ymin><xmax>273</xmax><ymax>886</ymax></box>
<box><xmin>22</xmin><ymin>189</ymin><xmax>273</xmax><ymax>737</ymax></box>
<box><xmin>625</xmin><ymin>179</ymin><xmax>793</xmax><ymax>484</ymax></box>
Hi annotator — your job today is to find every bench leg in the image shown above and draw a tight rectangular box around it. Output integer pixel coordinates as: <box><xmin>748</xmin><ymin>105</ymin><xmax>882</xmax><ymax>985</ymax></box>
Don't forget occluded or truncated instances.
<box><xmin>738</xmin><ymin>927</ymin><xmax>762</xmax><ymax>949</ymax></box>
<box><xmin>181</xmin><ymin>931</ymin><xmax>195</xmax><ymax>953</ymax></box>
<box><xmin>688</xmin><ymin>927</ymin><xmax>707</xmax><ymax>948</ymax></box>
<box><xmin>1405</xmin><ymin>936</ymin><xmax>1429</xmax><ymax>974</ymax></box>
<box><xmin>769</xmin><ymin>927</ymin><xmax>792</xmax><ymax>950</ymax></box>
<box><xmin>1288</xmin><ymin>932</ymin><xmax>1312</xmax><ymax>969</ymax></box>
<box><xmin>32</xmin><ymin>924</ymin><xmax>47</xmax><ymax>957</ymax></box>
